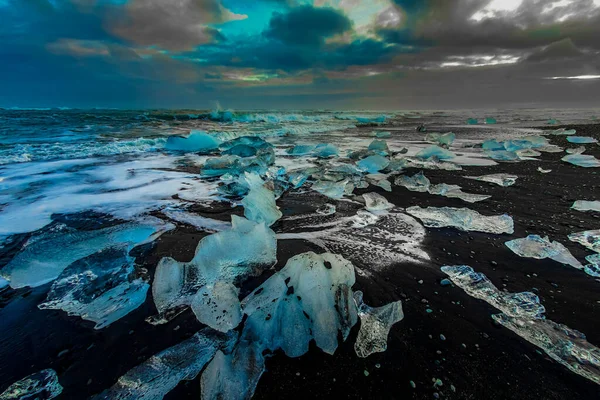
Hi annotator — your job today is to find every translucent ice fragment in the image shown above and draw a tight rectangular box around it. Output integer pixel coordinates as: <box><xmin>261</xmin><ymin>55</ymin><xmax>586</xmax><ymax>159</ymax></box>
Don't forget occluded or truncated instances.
<box><xmin>485</xmin><ymin>117</ymin><xmax>497</xmax><ymax>124</ymax></box>
<box><xmin>572</xmin><ymin>200</ymin><xmax>600</xmax><ymax>212</ymax></box>
<box><xmin>166</xmin><ymin>131</ymin><xmax>221</xmax><ymax>152</ymax></box>
<box><xmin>96</xmin><ymin>328</ymin><xmax>236</xmax><ymax>400</ymax></box>
<box><xmin>466</xmin><ymin>118</ymin><xmax>478</xmax><ymax>125</ymax></box>
<box><xmin>313</xmin><ymin>143</ymin><xmax>339</xmax><ymax>158</ymax></box>
<box><xmin>286</xmin><ymin>144</ymin><xmax>316</xmax><ymax>156</ymax></box>
<box><xmin>464</xmin><ymin>173</ymin><xmax>518</xmax><ymax>187</ymax></box>
<box><xmin>562</xmin><ymin>154</ymin><xmax>600</xmax><ymax>168</ymax></box>
<box><xmin>353</xmin><ymin>291</ymin><xmax>403</xmax><ymax>358</ymax></box>
<box><xmin>240</xmin><ymin>172</ymin><xmax>282</xmax><ymax>226</ymax></box>
<box><xmin>363</xmin><ymin>193</ymin><xmax>394</xmax><ymax>213</ymax></box>
<box><xmin>357</xmin><ymin>155</ymin><xmax>390</xmax><ymax>173</ymax></box>
<box><xmin>191</xmin><ymin>281</ymin><xmax>242</xmax><ymax>333</ymax></box>
<box><xmin>538</xmin><ymin>167</ymin><xmax>552</xmax><ymax>173</ymax></box>
<box><xmin>425</xmin><ymin>132</ymin><xmax>455</xmax><ymax>147</ymax></box>
<box><xmin>567</xmin><ymin>136</ymin><xmax>598</xmax><ymax>144</ymax></box>
<box><xmin>548</xmin><ymin>128</ymin><xmax>576</xmax><ymax>135</ymax></box>
<box><xmin>505</xmin><ymin>235</ymin><xmax>583</xmax><ymax>269</ymax></box>
<box><xmin>357</xmin><ymin>116</ymin><xmax>386</xmax><ymax>124</ymax></box>
<box><xmin>368</xmin><ymin>140</ymin><xmax>389</xmax><ymax>154</ymax></box>
<box><xmin>568</xmin><ymin>230</ymin><xmax>600</xmax><ymax>253</ymax></box>
<box><xmin>566</xmin><ymin>146</ymin><xmax>586</xmax><ymax>155</ymax></box>
<box><xmin>394</xmin><ymin>171</ymin><xmax>430</xmax><ymax>192</ymax></box>
<box><xmin>365</xmin><ymin>174</ymin><xmax>391</xmax><ymax>192</ymax></box>
<box><xmin>38</xmin><ymin>246</ymin><xmax>149</xmax><ymax>329</ymax></box>
<box><xmin>312</xmin><ymin>179</ymin><xmax>349</xmax><ymax>200</ymax></box>
<box><xmin>316</xmin><ymin>203</ymin><xmax>336</xmax><ymax>215</ymax></box>
<box><xmin>0</xmin><ymin>277</ymin><xmax>7</xmax><ymax>290</ymax></box>
<box><xmin>406</xmin><ymin>206</ymin><xmax>514</xmax><ymax>234</ymax></box>
<box><xmin>201</xmin><ymin>155</ymin><xmax>242</xmax><ymax>177</ymax></box>
<box><xmin>427</xmin><ymin>184</ymin><xmax>491</xmax><ymax>203</ymax></box>
<box><xmin>415</xmin><ymin>146</ymin><xmax>455</xmax><ymax>160</ymax></box>
<box><xmin>288</xmin><ymin>170</ymin><xmax>309</xmax><ymax>189</ymax></box>
<box><xmin>0</xmin><ymin>369</ymin><xmax>62</xmax><ymax>400</ymax></box>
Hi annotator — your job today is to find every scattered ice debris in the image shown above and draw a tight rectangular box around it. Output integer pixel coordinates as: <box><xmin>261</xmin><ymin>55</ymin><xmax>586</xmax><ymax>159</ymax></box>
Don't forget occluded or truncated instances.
<box><xmin>165</xmin><ymin>131</ymin><xmax>221</xmax><ymax>153</ymax></box>
<box><xmin>467</xmin><ymin>118</ymin><xmax>478</xmax><ymax>125</ymax></box>
<box><xmin>240</xmin><ymin>172</ymin><xmax>282</xmax><ymax>227</ymax></box>
<box><xmin>567</xmin><ymin>136</ymin><xmax>598</xmax><ymax>144</ymax></box>
<box><xmin>375</xmin><ymin>131</ymin><xmax>391</xmax><ymax>138</ymax></box>
<box><xmin>464</xmin><ymin>173</ymin><xmax>517</xmax><ymax>187</ymax></box>
<box><xmin>316</xmin><ymin>203</ymin><xmax>336</xmax><ymax>215</ymax></box>
<box><xmin>0</xmin><ymin>369</ymin><xmax>62</xmax><ymax>400</ymax></box>
<box><xmin>38</xmin><ymin>246</ymin><xmax>149</xmax><ymax>329</ymax></box>
<box><xmin>415</xmin><ymin>146</ymin><xmax>455</xmax><ymax>160</ymax></box>
<box><xmin>505</xmin><ymin>235</ymin><xmax>583</xmax><ymax>269</ymax></box>
<box><xmin>562</xmin><ymin>154</ymin><xmax>600</xmax><ymax>168</ymax></box>
<box><xmin>483</xmin><ymin>136</ymin><xmax>549</xmax><ymax>161</ymax></box>
<box><xmin>572</xmin><ymin>200</ymin><xmax>600</xmax><ymax>212</ymax></box>
<box><xmin>427</xmin><ymin>184</ymin><xmax>491</xmax><ymax>203</ymax></box>
<box><xmin>568</xmin><ymin>230</ymin><xmax>600</xmax><ymax>253</ymax></box>
<box><xmin>406</xmin><ymin>206</ymin><xmax>514</xmax><ymax>234</ymax></box>
<box><xmin>191</xmin><ymin>281</ymin><xmax>242</xmax><ymax>333</ymax></box>
<box><xmin>312</xmin><ymin>179</ymin><xmax>349</xmax><ymax>200</ymax></box>
<box><xmin>566</xmin><ymin>146</ymin><xmax>586</xmax><ymax>155</ymax></box>
<box><xmin>537</xmin><ymin>167</ymin><xmax>552</xmax><ymax>173</ymax></box>
<box><xmin>547</xmin><ymin>128</ymin><xmax>576</xmax><ymax>135</ymax></box>
<box><xmin>393</xmin><ymin>157</ymin><xmax>462</xmax><ymax>171</ymax></box>
<box><xmin>353</xmin><ymin>291</ymin><xmax>404</xmax><ymax>358</ymax></box>
<box><xmin>357</xmin><ymin>115</ymin><xmax>386</xmax><ymax>124</ymax></box>
<box><xmin>1</xmin><ymin>217</ymin><xmax>172</xmax><ymax>289</ymax></box>
<box><xmin>425</xmin><ymin>132</ymin><xmax>455</xmax><ymax>147</ymax></box>
<box><xmin>201</xmin><ymin>137</ymin><xmax>275</xmax><ymax>178</ymax></box>
<box><xmin>440</xmin><ymin>278</ymin><xmax>452</xmax><ymax>287</ymax></box>
<box><xmin>485</xmin><ymin>117</ymin><xmax>497</xmax><ymax>125</ymax></box>
<box><xmin>96</xmin><ymin>328</ymin><xmax>236</xmax><ymax>400</ymax></box>
<box><xmin>357</xmin><ymin>155</ymin><xmax>390</xmax><ymax>173</ymax></box>
<box><xmin>394</xmin><ymin>171</ymin><xmax>430</xmax><ymax>192</ymax></box>
<box><xmin>363</xmin><ymin>193</ymin><xmax>394</xmax><ymax>213</ymax></box>
<box><xmin>151</xmin><ymin>216</ymin><xmax>276</xmax><ymax>323</ymax></box>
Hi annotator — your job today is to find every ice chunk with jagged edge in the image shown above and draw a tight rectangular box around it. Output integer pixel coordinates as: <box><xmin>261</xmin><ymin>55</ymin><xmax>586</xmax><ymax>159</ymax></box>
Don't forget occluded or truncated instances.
<box><xmin>566</xmin><ymin>146</ymin><xmax>586</xmax><ymax>155</ymax></box>
<box><xmin>406</xmin><ymin>206</ymin><xmax>514</xmax><ymax>234</ymax></box>
<box><xmin>288</xmin><ymin>170</ymin><xmax>309</xmax><ymax>189</ymax></box>
<box><xmin>353</xmin><ymin>291</ymin><xmax>403</xmax><ymax>358</ymax></box>
<box><xmin>415</xmin><ymin>145</ymin><xmax>455</xmax><ymax>160</ymax></box>
<box><xmin>547</xmin><ymin>128</ymin><xmax>576</xmax><ymax>135</ymax></box>
<box><xmin>0</xmin><ymin>369</ymin><xmax>62</xmax><ymax>400</ymax></box>
<box><xmin>568</xmin><ymin>230</ymin><xmax>600</xmax><ymax>253</ymax></box>
<box><xmin>375</xmin><ymin>131</ymin><xmax>391</xmax><ymax>138</ymax></box>
<box><xmin>427</xmin><ymin>184</ymin><xmax>491</xmax><ymax>203</ymax></box>
<box><xmin>219</xmin><ymin>136</ymin><xmax>270</xmax><ymax>152</ymax></box>
<box><xmin>316</xmin><ymin>203</ymin><xmax>336</xmax><ymax>215</ymax></box>
<box><xmin>95</xmin><ymin>328</ymin><xmax>236</xmax><ymax>400</ymax></box>
<box><xmin>547</xmin><ymin>118</ymin><xmax>559</xmax><ymax>125</ymax></box>
<box><xmin>572</xmin><ymin>200</ymin><xmax>600</xmax><ymax>212</ymax></box>
<box><xmin>491</xmin><ymin>314</ymin><xmax>600</xmax><ymax>385</ymax></box>
<box><xmin>365</xmin><ymin>174</ymin><xmax>391</xmax><ymax>192</ymax></box>
<box><xmin>240</xmin><ymin>172</ymin><xmax>282</xmax><ymax>226</ymax></box>
<box><xmin>1</xmin><ymin>218</ymin><xmax>172</xmax><ymax>289</ymax></box>
<box><xmin>357</xmin><ymin>155</ymin><xmax>390</xmax><ymax>173</ymax></box>
<box><xmin>312</xmin><ymin>179</ymin><xmax>349</xmax><ymax>200</ymax></box>
<box><xmin>191</xmin><ymin>281</ymin><xmax>242</xmax><ymax>333</ymax></box>
<box><xmin>363</xmin><ymin>193</ymin><xmax>394</xmax><ymax>213</ymax></box>
<box><xmin>567</xmin><ymin>136</ymin><xmax>598</xmax><ymax>144</ymax></box>
<box><xmin>151</xmin><ymin>216</ymin><xmax>276</xmax><ymax>321</ymax></box>
<box><xmin>313</xmin><ymin>143</ymin><xmax>339</xmax><ymax>158</ymax></box>
<box><xmin>166</xmin><ymin>131</ymin><xmax>221</xmax><ymax>152</ymax></box>
<box><xmin>562</xmin><ymin>154</ymin><xmax>600</xmax><ymax>168</ymax></box>
<box><xmin>394</xmin><ymin>171</ymin><xmax>430</xmax><ymax>192</ymax></box>
<box><xmin>201</xmin><ymin>155</ymin><xmax>242</xmax><ymax>177</ymax></box>
<box><xmin>368</xmin><ymin>140</ymin><xmax>389</xmax><ymax>154</ymax></box>
<box><xmin>506</xmin><ymin>235</ymin><xmax>583</xmax><ymax>269</ymax></box>
<box><xmin>464</xmin><ymin>173</ymin><xmax>518</xmax><ymax>187</ymax></box>
<box><xmin>38</xmin><ymin>246</ymin><xmax>149</xmax><ymax>329</ymax></box>
<box><xmin>441</xmin><ymin>266</ymin><xmax>545</xmax><ymax>319</ymax></box>
<box><xmin>425</xmin><ymin>132</ymin><xmax>455</xmax><ymax>147</ymax></box>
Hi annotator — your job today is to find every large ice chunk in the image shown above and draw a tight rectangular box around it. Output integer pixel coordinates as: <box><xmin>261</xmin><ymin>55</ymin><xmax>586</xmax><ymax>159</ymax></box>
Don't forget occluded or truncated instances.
<box><xmin>406</xmin><ymin>206</ymin><xmax>514</xmax><ymax>234</ymax></box>
<box><xmin>505</xmin><ymin>235</ymin><xmax>583</xmax><ymax>269</ymax></box>
<box><xmin>415</xmin><ymin>145</ymin><xmax>455</xmax><ymax>160</ymax></box>
<box><xmin>572</xmin><ymin>200</ymin><xmax>600</xmax><ymax>212</ymax></box>
<box><xmin>240</xmin><ymin>172</ymin><xmax>282</xmax><ymax>227</ymax></box>
<box><xmin>353</xmin><ymin>291</ymin><xmax>403</xmax><ymax>358</ymax></box>
<box><xmin>0</xmin><ymin>369</ymin><xmax>62</xmax><ymax>400</ymax></box>
<box><xmin>464</xmin><ymin>173</ymin><xmax>517</xmax><ymax>187</ymax></box>
<box><xmin>357</xmin><ymin>155</ymin><xmax>390</xmax><ymax>173</ymax></box>
<box><xmin>191</xmin><ymin>281</ymin><xmax>242</xmax><ymax>333</ymax></box>
<box><xmin>567</xmin><ymin>136</ymin><xmax>598</xmax><ymax>144</ymax></box>
<box><xmin>166</xmin><ymin>131</ymin><xmax>221</xmax><ymax>152</ymax></box>
<box><xmin>38</xmin><ymin>246</ymin><xmax>149</xmax><ymax>329</ymax></box>
<box><xmin>362</xmin><ymin>193</ymin><xmax>394</xmax><ymax>213</ymax></box>
<box><xmin>568</xmin><ymin>230</ymin><xmax>600</xmax><ymax>253</ymax></box>
<box><xmin>562</xmin><ymin>154</ymin><xmax>600</xmax><ymax>168</ymax></box>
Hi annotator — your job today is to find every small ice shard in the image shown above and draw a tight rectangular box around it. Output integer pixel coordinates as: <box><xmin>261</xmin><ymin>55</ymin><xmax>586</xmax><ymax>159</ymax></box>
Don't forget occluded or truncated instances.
<box><xmin>357</xmin><ymin>155</ymin><xmax>390</xmax><ymax>173</ymax></box>
<box><xmin>394</xmin><ymin>157</ymin><xmax>462</xmax><ymax>171</ymax></box>
<box><xmin>516</xmin><ymin>149</ymin><xmax>541</xmax><ymax>159</ymax></box>
<box><xmin>368</xmin><ymin>140</ymin><xmax>389</xmax><ymax>154</ymax></box>
<box><xmin>547</xmin><ymin>118</ymin><xmax>558</xmax><ymax>125</ymax></box>
<box><xmin>425</xmin><ymin>132</ymin><xmax>455</xmax><ymax>146</ymax></box>
<box><xmin>485</xmin><ymin>117</ymin><xmax>497</xmax><ymax>124</ymax></box>
<box><xmin>441</xmin><ymin>266</ymin><xmax>545</xmax><ymax>319</ymax></box>
<box><xmin>166</xmin><ymin>131</ymin><xmax>221</xmax><ymax>152</ymax></box>
<box><xmin>240</xmin><ymin>172</ymin><xmax>282</xmax><ymax>227</ymax></box>
<box><xmin>394</xmin><ymin>171</ymin><xmax>430</xmax><ymax>192</ymax></box>
<box><xmin>223</xmin><ymin>144</ymin><xmax>257</xmax><ymax>158</ymax></box>
<box><xmin>96</xmin><ymin>328</ymin><xmax>236</xmax><ymax>400</ymax></box>
<box><xmin>38</xmin><ymin>246</ymin><xmax>149</xmax><ymax>329</ymax></box>
<box><xmin>375</xmin><ymin>131</ymin><xmax>391</xmax><ymax>138</ymax></box>
<box><xmin>357</xmin><ymin>115</ymin><xmax>386</xmax><ymax>124</ymax></box>
<box><xmin>286</xmin><ymin>144</ymin><xmax>317</xmax><ymax>156</ymax></box>
<box><xmin>538</xmin><ymin>145</ymin><xmax>564</xmax><ymax>153</ymax></box>
<box><xmin>572</xmin><ymin>200</ymin><xmax>600</xmax><ymax>212</ymax></box>
<box><xmin>313</xmin><ymin>143</ymin><xmax>339</xmax><ymax>158</ymax></box>
<box><xmin>0</xmin><ymin>369</ymin><xmax>62</xmax><ymax>400</ymax></box>
<box><xmin>1</xmin><ymin>218</ymin><xmax>171</xmax><ymax>289</ymax></box>
<box><xmin>567</xmin><ymin>136</ymin><xmax>598</xmax><ymax>144</ymax></box>
<box><xmin>537</xmin><ymin>167</ymin><xmax>552</xmax><ymax>173</ymax></box>
<box><xmin>406</xmin><ymin>206</ymin><xmax>514</xmax><ymax>234</ymax></box>
<box><xmin>568</xmin><ymin>230</ymin><xmax>600</xmax><ymax>253</ymax></box>
<box><xmin>312</xmin><ymin>179</ymin><xmax>349</xmax><ymax>200</ymax></box>
<box><xmin>191</xmin><ymin>281</ymin><xmax>242</xmax><ymax>333</ymax></box>
<box><xmin>316</xmin><ymin>203</ymin><xmax>336</xmax><ymax>215</ymax></box>
<box><xmin>353</xmin><ymin>291</ymin><xmax>403</xmax><ymax>358</ymax></box>
<box><xmin>427</xmin><ymin>184</ymin><xmax>491</xmax><ymax>203</ymax></box>
<box><xmin>288</xmin><ymin>170</ymin><xmax>309</xmax><ymax>189</ymax></box>
<box><xmin>465</xmin><ymin>173</ymin><xmax>517</xmax><ymax>187</ymax></box>
<box><xmin>548</xmin><ymin>128</ymin><xmax>576</xmax><ymax>135</ymax></box>
<box><xmin>562</xmin><ymin>154</ymin><xmax>600</xmax><ymax>168</ymax></box>
<box><xmin>506</xmin><ymin>235</ymin><xmax>583</xmax><ymax>269</ymax></box>
<box><xmin>566</xmin><ymin>146</ymin><xmax>586</xmax><ymax>155</ymax></box>
<box><xmin>415</xmin><ymin>145</ymin><xmax>455</xmax><ymax>160</ymax></box>
<box><xmin>363</xmin><ymin>193</ymin><xmax>394</xmax><ymax>213</ymax></box>
<box><xmin>482</xmin><ymin>139</ymin><xmax>504</xmax><ymax>151</ymax></box>
<box><xmin>467</xmin><ymin>118</ymin><xmax>478</xmax><ymax>125</ymax></box>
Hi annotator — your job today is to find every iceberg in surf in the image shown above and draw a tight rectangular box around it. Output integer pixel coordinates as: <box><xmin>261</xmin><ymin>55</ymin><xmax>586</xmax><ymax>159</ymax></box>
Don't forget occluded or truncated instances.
<box><xmin>38</xmin><ymin>246</ymin><xmax>149</xmax><ymax>329</ymax></box>
<box><xmin>415</xmin><ymin>145</ymin><xmax>455</xmax><ymax>160</ymax></box>
<box><xmin>357</xmin><ymin>155</ymin><xmax>389</xmax><ymax>173</ymax></box>
<box><xmin>505</xmin><ymin>235</ymin><xmax>583</xmax><ymax>269</ymax></box>
<box><xmin>406</xmin><ymin>206</ymin><xmax>514</xmax><ymax>234</ymax></box>
<box><xmin>567</xmin><ymin>136</ymin><xmax>597</xmax><ymax>144</ymax></box>
<box><xmin>464</xmin><ymin>173</ymin><xmax>517</xmax><ymax>187</ymax></box>
<box><xmin>165</xmin><ymin>131</ymin><xmax>221</xmax><ymax>152</ymax></box>
<box><xmin>353</xmin><ymin>291</ymin><xmax>403</xmax><ymax>358</ymax></box>
<box><xmin>561</xmin><ymin>154</ymin><xmax>600</xmax><ymax>168</ymax></box>
<box><xmin>568</xmin><ymin>230</ymin><xmax>600</xmax><ymax>253</ymax></box>
<box><xmin>0</xmin><ymin>369</ymin><xmax>62</xmax><ymax>400</ymax></box>
<box><xmin>572</xmin><ymin>200</ymin><xmax>600</xmax><ymax>212</ymax></box>
<box><xmin>240</xmin><ymin>172</ymin><xmax>282</xmax><ymax>227</ymax></box>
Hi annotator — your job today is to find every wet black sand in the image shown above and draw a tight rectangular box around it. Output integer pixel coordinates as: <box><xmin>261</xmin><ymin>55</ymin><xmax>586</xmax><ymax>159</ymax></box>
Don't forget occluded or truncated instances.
<box><xmin>1</xmin><ymin>124</ymin><xmax>600</xmax><ymax>399</ymax></box>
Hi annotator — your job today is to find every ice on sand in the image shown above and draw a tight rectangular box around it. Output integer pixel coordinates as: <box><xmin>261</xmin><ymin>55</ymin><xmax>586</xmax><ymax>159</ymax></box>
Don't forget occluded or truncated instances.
<box><xmin>464</xmin><ymin>173</ymin><xmax>517</xmax><ymax>187</ymax></box>
<box><xmin>562</xmin><ymin>154</ymin><xmax>600</xmax><ymax>168</ymax></box>
<box><xmin>357</xmin><ymin>155</ymin><xmax>390</xmax><ymax>173</ymax></box>
<box><xmin>312</xmin><ymin>179</ymin><xmax>349</xmax><ymax>200</ymax></box>
<box><xmin>165</xmin><ymin>131</ymin><xmax>221</xmax><ymax>152</ymax></box>
<box><xmin>363</xmin><ymin>192</ymin><xmax>394</xmax><ymax>213</ymax></box>
<box><xmin>0</xmin><ymin>369</ymin><xmax>62</xmax><ymax>400</ymax></box>
<box><xmin>427</xmin><ymin>183</ymin><xmax>491</xmax><ymax>203</ymax></box>
<box><xmin>567</xmin><ymin>136</ymin><xmax>598</xmax><ymax>144</ymax></box>
<box><xmin>415</xmin><ymin>145</ymin><xmax>455</xmax><ymax>160</ymax></box>
<box><xmin>425</xmin><ymin>132</ymin><xmax>455</xmax><ymax>147</ymax></box>
<box><xmin>353</xmin><ymin>291</ymin><xmax>404</xmax><ymax>358</ymax></box>
<box><xmin>406</xmin><ymin>206</ymin><xmax>514</xmax><ymax>234</ymax></box>
<box><xmin>394</xmin><ymin>171</ymin><xmax>430</xmax><ymax>192</ymax></box>
<box><xmin>505</xmin><ymin>235</ymin><xmax>583</xmax><ymax>269</ymax></box>
<box><xmin>568</xmin><ymin>230</ymin><xmax>600</xmax><ymax>253</ymax></box>
<box><xmin>547</xmin><ymin>128</ymin><xmax>576</xmax><ymax>135</ymax></box>
<box><xmin>572</xmin><ymin>200</ymin><xmax>600</xmax><ymax>212</ymax></box>
<box><xmin>191</xmin><ymin>281</ymin><xmax>242</xmax><ymax>333</ymax></box>
<box><xmin>240</xmin><ymin>172</ymin><xmax>282</xmax><ymax>227</ymax></box>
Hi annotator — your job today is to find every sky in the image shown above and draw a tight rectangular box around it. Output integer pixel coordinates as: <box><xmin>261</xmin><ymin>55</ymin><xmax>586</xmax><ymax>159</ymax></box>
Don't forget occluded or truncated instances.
<box><xmin>1</xmin><ymin>0</ymin><xmax>600</xmax><ymax>109</ymax></box>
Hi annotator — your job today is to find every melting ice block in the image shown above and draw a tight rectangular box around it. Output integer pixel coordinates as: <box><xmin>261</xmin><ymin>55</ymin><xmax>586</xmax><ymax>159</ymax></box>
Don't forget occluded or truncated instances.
<box><xmin>568</xmin><ymin>230</ymin><xmax>600</xmax><ymax>253</ymax></box>
<box><xmin>165</xmin><ymin>131</ymin><xmax>221</xmax><ymax>152</ymax></box>
<box><xmin>191</xmin><ymin>281</ymin><xmax>242</xmax><ymax>333</ymax></box>
<box><xmin>312</xmin><ymin>179</ymin><xmax>349</xmax><ymax>200</ymax></box>
<box><xmin>464</xmin><ymin>173</ymin><xmax>518</xmax><ymax>187</ymax></box>
<box><xmin>0</xmin><ymin>369</ymin><xmax>62</xmax><ymax>400</ymax></box>
<box><xmin>368</xmin><ymin>140</ymin><xmax>389</xmax><ymax>154</ymax></box>
<box><xmin>353</xmin><ymin>291</ymin><xmax>404</xmax><ymax>358</ymax></box>
<box><xmin>415</xmin><ymin>145</ymin><xmax>455</xmax><ymax>160</ymax></box>
<box><xmin>38</xmin><ymin>246</ymin><xmax>149</xmax><ymax>329</ymax></box>
<box><xmin>505</xmin><ymin>235</ymin><xmax>583</xmax><ymax>269</ymax></box>
<box><xmin>425</xmin><ymin>132</ymin><xmax>455</xmax><ymax>146</ymax></box>
<box><xmin>363</xmin><ymin>193</ymin><xmax>394</xmax><ymax>213</ymax></box>
<box><xmin>240</xmin><ymin>172</ymin><xmax>282</xmax><ymax>227</ymax></box>
<box><xmin>394</xmin><ymin>171</ymin><xmax>430</xmax><ymax>192</ymax></box>
<box><xmin>572</xmin><ymin>200</ymin><xmax>600</xmax><ymax>212</ymax></box>
<box><xmin>95</xmin><ymin>328</ymin><xmax>236</xmax><ymax>400</ymax></box>
<box><xmin>406</xmin><ymin>206</ymin><xmax>514</xmax><ymax>234</ymax></box>
<box><xmin>357</xmin><ymin>155</ymin><xmax>390</xmax><ymax>173</ymax></box>
<box><xmin>567</xmin><ymin>136</ymin><xmax>598</xmax><ymax>144</ymax></box>
<box><xmin>1</xmin><ymin>218</ymin><xmax>171</xmax><ymax>289</ymax></box>
<box><xmin>562</xmin><ymin>154</ymin><xmax>600</xmax><ymax>168</ymax></box>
